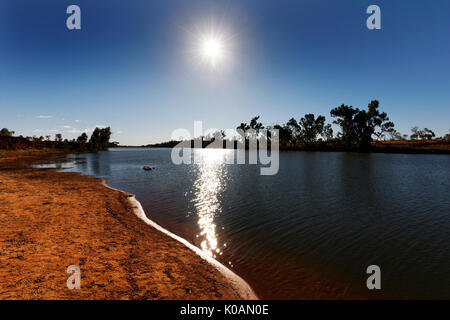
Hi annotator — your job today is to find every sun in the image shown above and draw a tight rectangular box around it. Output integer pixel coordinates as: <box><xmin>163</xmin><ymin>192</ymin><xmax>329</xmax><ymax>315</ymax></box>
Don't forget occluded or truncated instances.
<box><xmin>183</xmin><ymin>15</ymin><xmax>237</xmax><ymax>72</ymax></box>
<box><xmin>184</xmin><ymin>19</ymin><xmax>234</xmax><ymax>71</ymax></box>
<box><xmin>200</xmin><ymin>36</ymin><xmax>225</xmax><ymax>68</ymax></box>
<box><xmin>203</xmin><ymin>38</ymin><xmax>223</xmax><ymax>60</ymax></box>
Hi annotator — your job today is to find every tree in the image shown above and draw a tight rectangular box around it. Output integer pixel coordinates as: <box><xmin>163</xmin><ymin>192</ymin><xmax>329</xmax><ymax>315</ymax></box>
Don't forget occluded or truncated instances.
<box><xmin>89</xmin><ymin>128</ymin><xmax>101</xmax><ymax>149</ymax></box>
<box><xmin>205</xmin><ymin>130</ymin><xmax>226</xmax><ymax>147</ymax></box>
<box><xmin>385</xmin><ymin>128</ymin><xmax>402</xmax><ymax>141</ymax></box>
<box><xmin>410</xmin><ymin>126</ymin><xmax>421</xmax><ymax>140</ymax></box>
<box><xmin>249</xmin><ymin>116</ymin><xmax>264</xmax><ymax>132</ymax></box>
<box><xmin>99</xmin><ymin>127</ymin><xmax>111</xmax><ymax>147</ymax></box>
<box><xmin>298</xmin><ymin>114</ymin><xmax>326</xmax><ymax>144</ymax></box>
<box><xmin>444</xmin><ymin>130</ymin><xmax>450</xmax><ymax>141</ymax></box>
<box><xmin>236</xmin><ymin>116</ymin><xmax>264</xmax><ymax>141</ymax></box>
<box><xmin>321</xmin><ymin>124</ymin><xmax>333</xmax><ymax>141</ymax></box>
<box><xmin>410</xmin><ymin>127</ymin><xmax>435</xmax><ymax>140</ymax></box>
<box><xmin>0</xmin><ymin>128</ymin><xmax>15</xmax><ymax>136</ymax></box>
<box><xmin>331</xmin><ymin>100</ymin><xmax>393</xmax><ymax>148</ymax></box>
<box><xmin>380</xmin><ymin>121</ymin><xmax>395</xmax><ymax>140</ymax></box>
<box><xmin>89</xmin><ymin>127</ymin><xmax>111</xmax><ymax>150</ymax></box>
<box><xmin>354</xmin><ymin>100</ymin><xmax>392</xmax><ymax>148</ymax></box>
<box><xmin>236</xmin><ymin>122</ymin><xmax>250</xmax><ymax>131</ymax></box>
<box><xmin>76</xmin><ymin>132</ymin><xmax>88</xmax><ymax>144</ymax></box>
<box><xmin>373</xmin><ymin>131</ymin><xmax>384</xmax><ymax>141</ymax></box>
<box><xmin>330</xmin><ymin>104</ymin><xmax>359</xmax><ymax>147</ymax></box>
<box><xmin>236</xmin><ymin>122</ymin><xmax>250</xmax><ymax>141</ymax></box>
<box><xmin>422</xmin><ymin>128</ymin><xmax>435</xmax><ymax>140</ymax></box>
<box><xmin>286</xmin><ymin>118</ymin><xmax>301</xmax><ymax>143</ymax></box>
<box><xmin>55</xmin><ymin>133</ymin><xmax>63</xmax><ymax>142</ymax></box>
<box><xmin>273</xmin><ymin>124</ymin><xmax>294</xmax><ymax>146</ymax></box>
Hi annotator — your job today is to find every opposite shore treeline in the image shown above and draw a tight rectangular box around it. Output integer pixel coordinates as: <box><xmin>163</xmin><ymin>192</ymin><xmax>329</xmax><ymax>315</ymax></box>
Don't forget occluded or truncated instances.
<box><xmin>1</xmin><ymin>100</ymin><xmax>450</xmax><ymax>154</ymax></box>
<box><xmin>0</xmin><ymin>127</ymin><xmax>116</xmax><ymax>152</ymax></box>
<box><xmin>147</xmin><ymin>100</ymin><xmax>450</xmax><ymax>154</ymax></box>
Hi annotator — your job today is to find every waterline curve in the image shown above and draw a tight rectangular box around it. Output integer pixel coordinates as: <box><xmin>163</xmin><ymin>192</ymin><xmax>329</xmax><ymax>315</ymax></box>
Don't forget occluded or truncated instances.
<box><xmin>101</xmin><ymin>180</ymin><xmax>258</xmax><ymax>300</ymax></box>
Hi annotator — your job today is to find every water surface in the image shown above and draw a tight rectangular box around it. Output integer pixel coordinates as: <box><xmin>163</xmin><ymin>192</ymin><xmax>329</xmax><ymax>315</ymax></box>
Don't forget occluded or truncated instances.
<box><xmin>65</xmin><ymin>148</ymin><xmax>450</xmax><ymax>299</ymax></box>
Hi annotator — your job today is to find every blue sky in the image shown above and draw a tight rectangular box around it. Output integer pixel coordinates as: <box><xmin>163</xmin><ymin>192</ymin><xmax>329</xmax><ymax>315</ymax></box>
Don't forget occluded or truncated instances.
<box><xmin>1</xmin><ymin>0</ymin><xmax>449</xmax><ymax>145</ymax></box>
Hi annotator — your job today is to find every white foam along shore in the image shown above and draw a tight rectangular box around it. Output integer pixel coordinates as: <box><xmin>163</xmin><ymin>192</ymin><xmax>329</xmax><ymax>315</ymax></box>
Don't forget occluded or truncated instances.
<box><xmin>101</xmin><ymin>181</ymin><xmax>258</xmax><ymax>300</ymax></box>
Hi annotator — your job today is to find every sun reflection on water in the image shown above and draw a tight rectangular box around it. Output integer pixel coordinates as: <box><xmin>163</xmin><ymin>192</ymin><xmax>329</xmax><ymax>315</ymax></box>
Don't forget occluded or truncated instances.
<box><xmin>191</xmin><ymin>149</ymin><xmax>232</xmax><ymax>260</ymax></box>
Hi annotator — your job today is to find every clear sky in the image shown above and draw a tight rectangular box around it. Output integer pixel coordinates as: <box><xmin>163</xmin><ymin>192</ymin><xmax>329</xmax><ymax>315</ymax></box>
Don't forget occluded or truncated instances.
<box><xmin>1</xmin><ymin>0</ymin><xmax>449</xmax><ymax>145</ymax></box>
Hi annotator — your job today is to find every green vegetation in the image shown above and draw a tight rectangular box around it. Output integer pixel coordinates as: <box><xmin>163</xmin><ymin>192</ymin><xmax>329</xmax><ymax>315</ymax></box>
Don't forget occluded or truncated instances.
<box><xmin>0</xmin><ymin>127</ymin><xmax>114</xmax><ymax>152</ymax></box>
<box><xmin>237</xmin><ymin>100</ymin><xmax>448</xmax><ymax>151</ymax></box>
<box><xmin>145</xmin><ymin>99</ymin><xmax>450</xmax><ymax>154</ymax></box>
<box><xmin>331</xmin><ymin>100</ymin><xmax>394</xmax><ymax>148</ymax></box>
<box><xmin>244</xmin><ymin>100</ymin><xmax>395</xmax><ymax>149</ymax></box>
<box><xmin>88</xmin><ymin>127</ymin><xmax>112</xmax><ymax>151</ymax></box>
<box><xmin>444</xmin><ymin>130</ymin><xmax>450</xmax><ymax>141</ymax></box>
<box><xmin>410</xmin><ymin>127</ymin><xmax>436</xmax><ymax>140</ymax></box>
<box><xmin>0</xmin><ymin>128</ymin><xmax>15</xmax><ymax>137</ymax></box>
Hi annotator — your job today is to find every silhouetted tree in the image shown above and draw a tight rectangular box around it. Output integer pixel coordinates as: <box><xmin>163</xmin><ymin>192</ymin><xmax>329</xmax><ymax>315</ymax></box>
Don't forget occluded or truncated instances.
<box><xmin>410</xmin><ymin>127</ymin><xmax>435</xmax><ymax>140</ymax></box>
<box><xmin>410</xmin><ymin>126</ymin><xmax>421</xmax><ymax>140</ymax></box>
<box><xmin>299</xmin><ymin>114</ymin><xmax>326</xmax><ymax>144</ymax></box>
<box><xmin>330</xmin><ymin>104</ymin><xmax>359</xmax><ymax>147</ymax></box>
<box><xmin>321</xmin><ymin>124</ymin><xmax>333</xmax><ymax>141</ymax></box>
<box><xmin>236</xmin><ymin>116</ymin><xmax>264</xmax><ymax>141</ymax></box>
<box><xmin>236</xmin><ymin>122</ymin><xmax>250</xmax><ymax>142</ymax></box>
<box><xmin>286</xmin><ymin>118</ymin><xmax>301</xmax><ymax>143</ymax></box>
<box><xmin>0</xmin><ymin>128</ymin><xmax>15</xmax><ymax>136</ymax></box>
<box><xmin>422</xmin><ymin>128</ymin><xmax>435</xmax><ymax>140</ymax></box>
<box><xmin>204</xmin><ymin>130</ymin><xmax>226</xmax><ymax>147</ymax></box>
<box><xmin>385</xmin><ymin>128</ymin><xmax>402</xmax><ymax>141</ymax></box>
<box><xmin>249</xmin><ymin>116</ymin><xmax>264</xmax><ymax>132</ymax></box>
<box><xmin>55</xmin><ymin>133</ymin><xmax>63</xmax><ymax>142</ymax></box>
<box><xmin>273</xmin><ymin>124</ymin><xmax>294</xmax><ymax>145</ymax></box>
<box><xmin>444</xmin><ymin>130</ymin><xmax>450</xmax><ymax>141</ymax></box>
<box><xmin>354</xmin><ymin>100</ymin><xmax>392</xmax><ymax>148</ymax></box>
<box><xmin>331</xmin><ymin>100</ymin><xmax>393</xmax><ymax>148</ymax></box>
<box><xmin>380</xmin><ymin>121</ymin><xmax>396</xmax><ymax>140</ymax></box>
<box><xmin>76</xmin><ymin>132</ymin><xmax>88</xmax><ymax>144</ymax></box>
<box><xmin>236</xmin><ymin>122</ymin><xmax>250</xmax><ymax>131</ymax></box>
<box><xmin>89</xmin><ymin>127</ymin><xmax>111</xmax><ymax>150</ymax></box>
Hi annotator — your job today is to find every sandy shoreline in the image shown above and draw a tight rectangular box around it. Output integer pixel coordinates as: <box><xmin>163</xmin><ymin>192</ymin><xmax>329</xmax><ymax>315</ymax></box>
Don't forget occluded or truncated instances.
<box><xmin>102</xmin><ymin>181</ymin><xmax>257</xmax><ymax>300</ymax></box>
<box><xmin>0</xmin><ymin>152</ymin><xmax>256</xmax><ymax>299</ymax></box>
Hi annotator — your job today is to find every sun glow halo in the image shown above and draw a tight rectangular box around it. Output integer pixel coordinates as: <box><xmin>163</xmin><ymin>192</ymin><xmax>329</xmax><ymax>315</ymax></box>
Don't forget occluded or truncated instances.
<box><xmin>186</xmin><ymin>18</ymin><xmax>235</xmax><ymax>71</ymax></box>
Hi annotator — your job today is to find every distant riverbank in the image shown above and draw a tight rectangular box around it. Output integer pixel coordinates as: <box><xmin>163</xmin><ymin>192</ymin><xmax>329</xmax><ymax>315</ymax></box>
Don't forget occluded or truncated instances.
<box><xmin>0</xmin><ymin>151</ymin><xmax>255</xmax><ymax>299</ymax></box>
<box><xmin>118</xmin><ymin>139</ymin><xmax>450</xmax><ymax>155</ymax></box>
